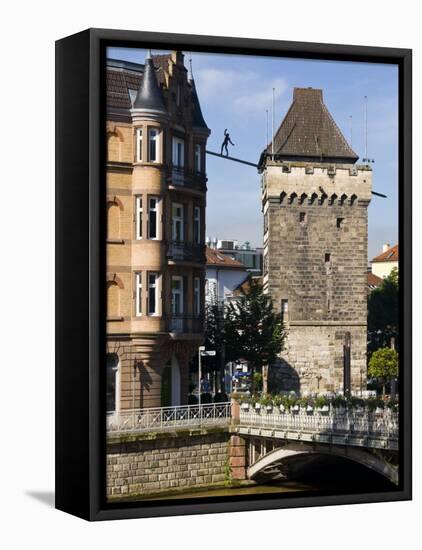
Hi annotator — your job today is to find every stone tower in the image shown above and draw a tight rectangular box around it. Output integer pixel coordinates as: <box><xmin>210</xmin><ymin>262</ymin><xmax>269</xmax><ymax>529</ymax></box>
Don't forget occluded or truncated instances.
<box><xmin>260</xmin><ymin>88</ymin><xmax>372</xmax><ymax>395</ymax></box>
<box><xmin>106</xmin><ymin>51</ymin><xmax>210</xmax><ymax>411</ymax></box>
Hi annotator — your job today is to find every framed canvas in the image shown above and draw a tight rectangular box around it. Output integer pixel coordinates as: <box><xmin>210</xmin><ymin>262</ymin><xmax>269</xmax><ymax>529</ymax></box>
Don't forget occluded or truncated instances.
<box><xmin>55</xmin><ymin>28</ymin><xmax>412</xmax><ymax>521</ymax></box>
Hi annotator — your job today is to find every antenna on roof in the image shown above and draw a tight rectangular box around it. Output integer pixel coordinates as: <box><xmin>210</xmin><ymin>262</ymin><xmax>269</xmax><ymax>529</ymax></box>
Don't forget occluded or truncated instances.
<box><xmin>266</xmin><ymin>109</ymin><xmax>269</xmax><ymax>149</ymax></box>
<box><xmin>362</xmin><ymin>96</ymin><xmax>375</xmax><ymax>164</ymax></box>
<box><xmin>364</xmin><ymin>96</ymin><xmax>367</xmax><ymax>160</ymax></box>
<box><xmin>349</xmin><ymin>115</ymin><xmax>353</xmax><ymax>148</ymax></box>
<box><xmin>272</xmin><ymin>88</ymin><xmax>275</xmax><ymax>158</ymax></box>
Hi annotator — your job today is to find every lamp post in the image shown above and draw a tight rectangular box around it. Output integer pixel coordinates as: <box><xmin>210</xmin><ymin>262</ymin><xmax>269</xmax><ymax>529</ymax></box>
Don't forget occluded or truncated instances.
<box><xmin>198</xmin><ymin>345</ymin><xmax>205</xmax><ymax>408</ymax></box>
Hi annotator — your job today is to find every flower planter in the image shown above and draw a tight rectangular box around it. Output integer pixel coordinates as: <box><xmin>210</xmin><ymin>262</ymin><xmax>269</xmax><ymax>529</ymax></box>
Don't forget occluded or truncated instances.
<box><xmin>266</xmin><ymin>405</ymin><xmax>273</xmax><ymax>413</ymax></box>
<box><xmin>254</xmin><ymin>403</ymin><xmax>261</xmax><ymax>411</ymax></box>
<box><xmin>278</xmin><ymin>405</ymin><xmax>285</xmax><ymax>413</ymax></box>
<box><xmin>375</xmin><ymin>407</ymin><xmax>384</xmax><ymax>414</ymax></box>
<box><xmin>292</xmin><ymin>405</ymin><xmax>299</xmax><ymax>413</ymax></box>
<box><xmin>306</xmin><ymin>405</ymin><xmax>314</xmax><ymax>413</ymax></box>
<box><xmin>241</xmin><ymin>402</ymin><xmax>250</xmax><ymax>411</ymax></box>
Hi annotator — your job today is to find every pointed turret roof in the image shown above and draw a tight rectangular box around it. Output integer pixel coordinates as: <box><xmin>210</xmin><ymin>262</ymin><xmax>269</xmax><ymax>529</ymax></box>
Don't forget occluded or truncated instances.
<box><xmin>189</xmin><ymin>78</ymin><xmax>209</xmax><ymax>131</ymax></box>
<box><xmin>133</xmin><ymin>52</ymin><xmax>166</xmax><ymax>114</ymax></box>
<box><xmin>267</xmin><ymin>88</ymin><xmax>358</xmax><ymax>163</ymax></box>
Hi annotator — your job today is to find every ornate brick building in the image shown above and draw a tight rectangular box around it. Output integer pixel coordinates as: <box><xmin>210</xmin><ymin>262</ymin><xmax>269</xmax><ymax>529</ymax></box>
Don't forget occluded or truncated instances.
<box><xmin>260</xmin><ymin>88</ymin><xmax>372</xmax><ymax>394</ymax></box>
<box><xmin>106</xmin><ymin>51</ymin><xmax>210</xmax><ymax>411</ymax></box>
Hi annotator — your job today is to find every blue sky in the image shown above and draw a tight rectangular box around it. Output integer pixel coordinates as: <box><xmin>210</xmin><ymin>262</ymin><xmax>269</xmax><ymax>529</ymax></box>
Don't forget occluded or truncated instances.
<box><xmin>108</xmin><ymin>47</ymin><xmax>398</xmax><ymax>260</ymax></box>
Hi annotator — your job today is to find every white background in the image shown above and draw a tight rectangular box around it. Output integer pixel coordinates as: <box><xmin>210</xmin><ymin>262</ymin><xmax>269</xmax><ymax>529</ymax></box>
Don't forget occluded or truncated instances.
<box><xmin>0</xmin><ymin>1</ymin><xmax>419</xmax><ymax>548</ymax></box>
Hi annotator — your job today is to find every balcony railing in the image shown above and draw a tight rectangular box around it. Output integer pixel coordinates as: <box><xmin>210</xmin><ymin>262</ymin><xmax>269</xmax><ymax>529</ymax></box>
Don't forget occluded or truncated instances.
<box><xmin>107</xmin><ymin>402</ymin><xmax>232</xmax><ymax>434</ymax></box>
<box><xmin>166</xmin><ymin>240</ymin><xmax>206</xmax><ymax>263</ymax></box>
<box><xmin>167</xmin><ymin>165</ymin><xmax>207</xmax><ymax>192</ymax></box>
<box><xmin>167</xmin><ymin>313</ymin><xmax>204</xmax><ymax>334</ymax></box>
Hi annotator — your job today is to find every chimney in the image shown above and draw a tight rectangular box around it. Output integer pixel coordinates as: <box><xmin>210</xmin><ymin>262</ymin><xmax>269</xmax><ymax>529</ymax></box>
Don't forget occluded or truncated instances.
<box><xmin>382</xmin><ymin>243</ymin><xmax>391</xmax><ymax>253</ymax></box>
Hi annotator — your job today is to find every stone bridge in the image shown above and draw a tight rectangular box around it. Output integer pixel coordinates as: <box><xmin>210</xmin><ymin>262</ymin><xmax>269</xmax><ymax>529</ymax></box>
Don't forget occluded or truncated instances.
<box><xmin>231</xmin><ymin>403</ymin><xmax>399</xmax><ymax>485</ymax></box>
<box><xmin>106</xmin><ymin>400</ymin><xmax>399</xmax><ymax>496</ymax></box>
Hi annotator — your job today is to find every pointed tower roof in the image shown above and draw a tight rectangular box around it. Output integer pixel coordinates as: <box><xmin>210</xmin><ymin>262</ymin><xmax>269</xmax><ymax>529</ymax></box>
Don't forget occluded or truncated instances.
<box><xmin>268</xmin><ymin>88</ymin><xmax>358</xmax><ymax>163</ymax></box>
<box><xmin>133</xmin><ymin>52</ymin><xmax>166</xmax><ymax>114</ymax></box>
<box><xmin>189</xmin><ymin>78</ymin><xmax>209</xmax><ymax>131</ymax></box>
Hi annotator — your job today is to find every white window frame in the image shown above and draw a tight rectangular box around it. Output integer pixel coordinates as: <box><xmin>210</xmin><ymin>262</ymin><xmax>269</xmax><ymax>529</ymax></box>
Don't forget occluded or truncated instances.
<box><xmin>172</xmin><ymin>137</ymin><xmax>185</xmax><ymax>168</ymax></box>
<box><xmin>148</xmin><ymin>127</ymin><xmax>160</xmax><ymax>163</ymax></box>
<box><xmin>136</xmin><ymin>128</ymin><xmax>143</xmax><ymax>162</ymax></box>
<box><xmin>172</xmin><ymin>202</ymin><xmax>184</xmax><ymax>242</ymax></box>
<box><xmin>194</xmin><ymin>206</ymin><xmax>201</xmax><ymax>244</ymax></box>
<box><xmin>135</xmin><ymin>196</ymin><xmax>143</xmax><ymax>239</ymax></box>
<box><xmin>194</xmin><ymin>144</ymin><xmax>201</xmax><ymax>173</ymax></box>
<box><xmin>194</xmin><ymin>277</ymin><xmax>201</xmax><ymax>316</ymax></box>
<box><xmin>148</xmin><ymin>272</ymin><xmax>159</xmax><ymax>316</ymax></box>
<box><xmin>148</xmin><ymin>196</ymin><xmax>160</xmax><ymax>240</ymax></box>
<box><xmin>135</xmin><ymin>272</ymin><xmax>142</xmax><ymax>316</ymax></box>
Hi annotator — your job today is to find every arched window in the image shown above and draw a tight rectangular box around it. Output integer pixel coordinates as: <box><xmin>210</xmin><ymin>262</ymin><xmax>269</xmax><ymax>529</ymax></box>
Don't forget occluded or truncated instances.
<box><xmin>106</xmin><ymin>353</ymin><xmax>119</xmax><ymax>413</ymax></box>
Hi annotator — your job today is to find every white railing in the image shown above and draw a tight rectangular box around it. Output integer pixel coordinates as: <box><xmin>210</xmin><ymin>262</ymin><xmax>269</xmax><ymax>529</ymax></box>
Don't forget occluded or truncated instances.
<box><xmin>239</xmin><ymin>408</ymin><xmax>398</xmax><ymax>440</ymax></box>
<box><xmin>107</xmin><ymin>402</ymin><xmax>232</xmax><ymax>434</ymax></box>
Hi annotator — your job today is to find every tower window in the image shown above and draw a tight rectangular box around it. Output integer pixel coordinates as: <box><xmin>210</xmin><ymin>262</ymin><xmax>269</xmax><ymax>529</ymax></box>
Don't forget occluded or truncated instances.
<box><xmin>336</xmin><ymin>217</ymin><xmax>344</xmax><ymax>228</ymax></box>
<box><xmin>135</xmin><ymin>196</ymin><xmax>142</xmax><ymax>239</ymax></box>
<box><xmin>194</xmin><ymin>206</ymin><xmax>201</xmax><ymax>244</ymax></box>
<box><xmin>299</xmin><ymin>212</ymin><xmax>306</xmax><ymax>223</ymax></box>
<box><xmin>148</xmin><ymin>272</ymin><xmax>159</xmax><ymax>315</ymax></box>
<box><xmin>148</xmin><ymin>197</ymin><xmax>160</xmax><ymax>239</ymax></box>
<box><xmin>172</xmin><ymin>137</ymin><xmax>185</xmax><ymax>168</ymax></box>
<box><xmin>194</xmin><ymin>144</ymin><xmax>201</xmax><ymax>173</ymax></box>
<box><xmin>194</xmin><ymin>277</ymin><xmax>201</xmax><ymax>316</ymax></box>
<box><xmin>148</xmin><ymin>128</ymin><xmax>159</xmax><ymax>162</ymax></box>
<box><xmin>135</xmin><ymin>272</ymin><xmax>142</xmax><ymax>316</ymax></box>
<box><xmin>325</xmin><ymin>253</ymin><xmax>331</xmax><ymax>263</ymax></box>
<box><xmin>136</xmin><ymin>128</ymin><xmax>143</xmax><ymax>161</ymax></box>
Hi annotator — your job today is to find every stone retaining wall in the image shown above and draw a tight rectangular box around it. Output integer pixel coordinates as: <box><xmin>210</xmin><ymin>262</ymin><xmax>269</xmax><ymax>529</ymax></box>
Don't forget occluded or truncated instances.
<box><xmin>107</xmin><ymin>429</ymin><xmax>230</xmax><ymax>499</ymax></box>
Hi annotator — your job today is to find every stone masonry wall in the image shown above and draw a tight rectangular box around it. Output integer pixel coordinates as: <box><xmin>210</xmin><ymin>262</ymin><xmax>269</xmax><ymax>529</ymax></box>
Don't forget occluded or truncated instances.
<box><xmin>263</xmin><ymin>163</ymin><xmax>371</xmax><ymax>394</ymax></box>
<box><xmin>107</xmin><ymin>430</ymin><xmax>230</xmax><ymax>499</ymax></box>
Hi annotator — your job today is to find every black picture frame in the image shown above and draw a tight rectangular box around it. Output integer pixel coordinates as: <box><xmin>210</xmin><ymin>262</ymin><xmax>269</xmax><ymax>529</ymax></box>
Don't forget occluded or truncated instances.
<box><xmin>55</xmin><ymin>28</ymin><xmax>412</xmax><ymax>521</ymax></box>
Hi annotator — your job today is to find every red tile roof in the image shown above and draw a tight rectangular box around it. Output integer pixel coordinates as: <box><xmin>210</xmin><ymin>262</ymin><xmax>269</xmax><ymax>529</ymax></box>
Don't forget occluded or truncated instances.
<box><xmin>367</xmin><ymin>272</ymin><xmax>383</xmax><ymax>289</ymax></box>
<box><xmin>206</xmin><ymin>247</ymin><xmax>245</xmax><ymax>269</ymax></box>
<box><xmin>232</xmin><ymin>276</ymin><xmax>263</xmax><ymax>295</ymax></box>
<box><xmin>371</xmin><ymin>244</ymin><xmax>399</xmax><ymax>263</ymax></box>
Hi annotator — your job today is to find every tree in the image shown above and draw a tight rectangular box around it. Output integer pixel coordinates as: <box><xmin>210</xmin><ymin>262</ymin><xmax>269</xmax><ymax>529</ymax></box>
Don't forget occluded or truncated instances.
<box><xmin>368</xmin><ymin>347</ymin><xmax>398</xmax><ymax>396</ymax></box>
<box><xmin>368</xmin><ymin>268</ymin><xmax>399</xmax><ymax>354</ymax></box>
<box><xmin>224</xmin><ymin>277</ymin><xmax>285</xmax><ymax>393</ymax></box>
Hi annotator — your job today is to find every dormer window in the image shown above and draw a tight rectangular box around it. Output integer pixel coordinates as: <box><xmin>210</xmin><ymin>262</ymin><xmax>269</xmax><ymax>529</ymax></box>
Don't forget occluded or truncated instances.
<box><xmin>148</xmin><ymin>128</ymin><xmax>159</xmax><ymax>163</ymax></box>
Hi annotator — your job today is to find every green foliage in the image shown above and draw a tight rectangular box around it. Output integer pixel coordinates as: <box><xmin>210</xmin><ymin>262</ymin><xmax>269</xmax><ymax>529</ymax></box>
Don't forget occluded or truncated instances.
<box><xmin>366</xmin><ymin>397</ymin><xmax>385</xmax><ymax>412</ymax></box>
<box><xmin>368</xmin><ymin>268</ymin><xmax>399</xmax><ymax>353</ymax></box>
<box><xmin>253</xmin><ymin>372</ymin><xmax>263</xmax><ymax>392</ymax></box>
<box><xmin>368</xmin><ymin>347</ymin><xmax>399</xmax><ymax>379</ymax></box>
<box><xmin>224</xmin><ymin>277</ymin><xmax>285</xmax><ymax>390</ymax></box>
<box><xmin>315</xmin><ymin>395</ymin><xmax>329</xmax><ymax>409</ymax></box>
<box><xmin>387</xmin><ymin>398</ymin><xmax>399</xmax><ymax>412</ymax></box>
<box><xmin>332</xmin><ymin>395</ymin><xmax>347</xmax><ymax>408</ymax></box>
<box><xmin>259</xmin><ymin>393</ymin><xmax>273</xmax><ymax>407</ymax></box>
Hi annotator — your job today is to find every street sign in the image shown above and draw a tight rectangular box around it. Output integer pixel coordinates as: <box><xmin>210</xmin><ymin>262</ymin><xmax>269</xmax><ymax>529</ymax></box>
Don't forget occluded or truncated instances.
<box><xmin>200</xmin><ymin>350</ymin><xmax>216</xmax><ymax>356</ymax></box>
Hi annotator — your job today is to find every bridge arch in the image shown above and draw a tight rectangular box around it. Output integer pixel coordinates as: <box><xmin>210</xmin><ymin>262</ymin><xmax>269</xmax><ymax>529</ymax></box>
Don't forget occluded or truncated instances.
<box><xmin>248</xmin><ymin>442</ymin><xmax>398</xmax><ymax>485</ymax></box>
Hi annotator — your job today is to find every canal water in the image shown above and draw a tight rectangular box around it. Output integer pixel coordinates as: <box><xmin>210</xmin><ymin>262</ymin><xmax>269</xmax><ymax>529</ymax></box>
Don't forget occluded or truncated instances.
<box><xmin>135</xmin><ymin>458</ymin><xmax>396</xmax><ymax>501</ymax></box>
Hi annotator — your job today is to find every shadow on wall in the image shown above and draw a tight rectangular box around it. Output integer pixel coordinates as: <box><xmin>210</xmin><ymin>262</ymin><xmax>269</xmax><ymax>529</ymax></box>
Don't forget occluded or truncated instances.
<box><xmin>268</xmin><ymin>359</ymin><xmax>300</xmax><ymax>394</ymax></box>
<box><xmin>139</xmin><ymin>361</ymin><xmax>153</xmax><ymax>408</ymax></box>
